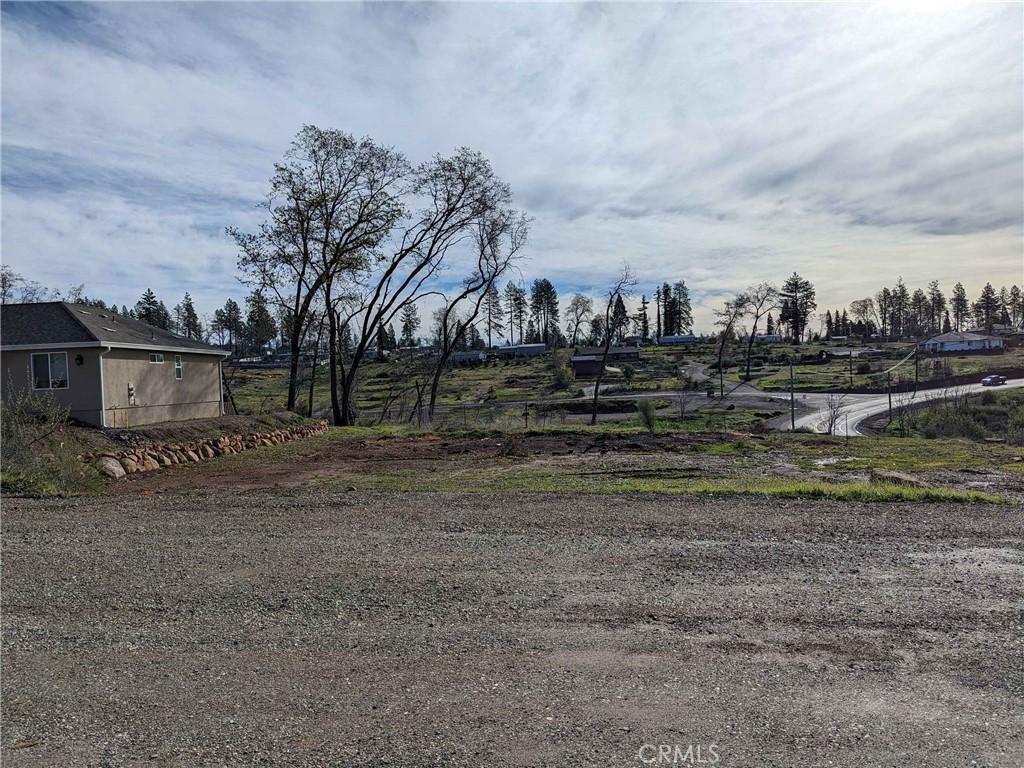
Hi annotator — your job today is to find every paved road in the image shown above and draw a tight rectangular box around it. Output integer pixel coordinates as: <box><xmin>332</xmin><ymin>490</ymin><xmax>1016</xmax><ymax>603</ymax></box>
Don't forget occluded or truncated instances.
<box><xmin>793</xmin><ymin>379</ymin><xmax>1024</xmax><ymax>435</ymax></box>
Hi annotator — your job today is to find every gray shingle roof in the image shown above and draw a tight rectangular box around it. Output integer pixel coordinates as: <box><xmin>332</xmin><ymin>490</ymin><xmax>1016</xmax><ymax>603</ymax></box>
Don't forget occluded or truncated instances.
<box><xmin>1</xmin><ymin>303</ymin><xmax>226</xmax><ymax>355</ymax></box>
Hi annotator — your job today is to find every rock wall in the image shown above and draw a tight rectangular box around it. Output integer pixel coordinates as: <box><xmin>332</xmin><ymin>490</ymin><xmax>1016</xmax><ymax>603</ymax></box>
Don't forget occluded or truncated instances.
<box><xmin>90</xmin><ymin>421</ymin><xmax>330</xmax><ymax>479</ymax></box>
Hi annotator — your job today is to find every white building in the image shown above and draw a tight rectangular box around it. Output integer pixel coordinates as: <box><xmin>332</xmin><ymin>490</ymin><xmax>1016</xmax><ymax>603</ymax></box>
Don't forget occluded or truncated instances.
<box><xmin>921</xmin><ymin>332</ymin><xmax>1003</xmax><ymax>354</ymax></box>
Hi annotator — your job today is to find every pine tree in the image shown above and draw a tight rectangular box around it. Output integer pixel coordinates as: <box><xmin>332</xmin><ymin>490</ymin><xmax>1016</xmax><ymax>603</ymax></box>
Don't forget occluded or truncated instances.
<box><xmin>214</xmin><ymin>299</ymin><xmax>244</xmax><ymax>351</ymax></box>
<box><xmin>824</xmin><ymin>310</ymin><xmax>833</xmax><ymax>340</ymax></box>
<box><xmin>634</xmin><ymin>295</ymin><xmax>650</xmax><ymax>339</ymax></box>
<box><xmin>244</xmin><ymin>290</ymin><xmax>276</xmax><ymax>351</ymax></box>
<box><xmin>973</xmin><ymin>283</ymin><xmax>999</xmax><ymax>331</ymax></box>
<box><xmin>927</xmin><ymin>280</ymin><xmax>946</xmax><ymax>334</ymax></box>
<box><xmin>399</xmin><ymin>303</ymin><xmax>421</xmax><ymax>347</ymax></box>
<box><xmin>673</xmin><ymin>281</ymin><xmax>693</xmax><ymax>334</ymax></box>
<box><xmin>765</xmin><ymin>314</ymin><xmax>774</xmax><ymax>336</ymax></box>
<box><xmin>779</xmin><ymin>273</ymin><xmax>817</xmax><ymax>342</ymax></box>
<box><xmin>654</xmin><ymin>286</ymin><xmax>662</xmax><ymax>340</ymax></box>
<box><xmin>951</xmin><ymin>282</ymin><xmax>969</xmax><ymax>331</ymax></box>
<box><xmin>482</xmin><ymin>284</ymin><xmax>504</xmax><ymax>348</ymax></box>
<box><xmin>504</xmin><ymin>281</ymin><xmax>528</xmax><ymax>345</ymax></box>
<box><xmin>661</xmin><ymin>282</ymin><xmax>676</xmax><ymax>335</ymax></box>
<box><xmin>529</xmin><ymin>278</ymin><xmax>560</xmax><ymax>347</ymax></box>
<box><xmin>134</xmin><ymin>289</ymin><xmax>162</xmax><ymax>327</ymax></box>
<box><xmin>611</xmin><ymin>295</ymin><xmax>628</xmax><ymax>343</ymax></box>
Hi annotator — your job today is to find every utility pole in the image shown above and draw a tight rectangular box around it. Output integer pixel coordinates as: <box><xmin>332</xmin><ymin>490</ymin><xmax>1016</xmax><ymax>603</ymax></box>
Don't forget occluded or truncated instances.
<box><xmin>790</xmin><ymin>362</ymin><xmax>796</xmax><ymax>430</ymax></box>
<box><xmin>887</xmin><ymin>372</ymin><xmax>892</xmax><ymax>421</ymax></box>
<box><xmin>849</xmin><ymin>352</ymin><xmax>853</xmax><ymax>388</ymax></box>
<box><xmin>914</xmin><ymin>349</ymin><xmax>919</xmax><ymax>389</ymax></box>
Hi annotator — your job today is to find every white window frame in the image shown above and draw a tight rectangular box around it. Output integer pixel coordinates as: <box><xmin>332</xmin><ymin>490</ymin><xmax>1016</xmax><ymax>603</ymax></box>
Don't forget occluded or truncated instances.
<box><xmin>31</xmin><ymin>352</ymin><xmax>70</xmax><ymax>390</ymax></box>
<box><xmin>174</xmin><ymin>355</ymin><xmax>183</xmax><ymax>380</ymax></box>
<box><xmin>149</xmin><ymin>353</ymin><xmax>164</xmax><ymax>364</ymax></box>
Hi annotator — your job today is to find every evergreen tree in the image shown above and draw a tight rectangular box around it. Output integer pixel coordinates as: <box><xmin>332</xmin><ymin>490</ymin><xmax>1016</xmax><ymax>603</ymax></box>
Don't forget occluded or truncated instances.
<box><xmin>951</xmin><ymin>282</ymin><xmax>969</xmax><ymax>331</ymax></box>
<box><xmin>1009</xmin><ymin>285</ymin><xmax>1023</xmax><ymax>329</ymax></box>
<box><xmin>661</xmin><ymin>282</ymin><xmax>676</xmax><ymax>334</ymax></box>
<box><xmin>634</xmin><ymin>295</ymin><xmax>650</xmax><ymax>339</ymax></box>
<box><xmin>529</xmin><ymin>278</ymin><xmax>560</xmax><ymax>347</ymax></box>
<box><xmin>482</xmin><ymin>283</ymin><xmax>504</xmax><ymax>348</ymax></box>
<box><xmin>654</xmin><ymin>286</ymin><xmax>662</xmax><ymax>339</ymax></box>
<box><xmin>824</xmin><ymin>310</ymin><xmax>833</xmax><ymax>340</ymax></box>
<box><xmin>178</xmin><ymin>292</ymin><xmax>203</xmax><ymax>340</ymax></box>
<box><xmin>611</xmin><ymin>295</ymin><xmax>628</xmax><ymax>343</ymax></box>
<box><xmin>927</xmin><ymin>280</ymin><xmax>946</xmax><ymax>334</ymax></box>
<box><xmin>942</xmin><ymin>311</ymin><xmax>952</xmax><ymax>333</ymax></box>
<box><xmin>399</xmin><ymin>303</ymin><xmax>421</xmax><ymax>347</ymax></box>
<box><xmin>973</xmin><ymin>283</ymin><xmax>999</xmax><ymax>331</ymax></box>
<box><xmin>135</xmin><ymin>289</ymin><xmax>165</xmax><ymax>328</ymax></box>
<box><xmin>673</xmin><ymin>281</ymin><xmax>693</xmax><ymax>334</ymax></box>
<box><xmin>244</xmin><ymin>290</ymin><xmax>276</xmax><ymax>351</ymax></box>
<box><xmin>778</xmin><ymin>272</ymin><xmax>817</xmax><ymax>342</ymax></box>
<box><xmin>889</xmin><ymin>278</ymin><xmax>909</xmax><ymax>338</ymax></box>
<box><xmin>504</xmin><ymin>281</ymin><xmax>528</xmax><ymax>345</ymax></box>
<box><xmin>213</xmin><ymin>298</ymin><xmax>244</xmax><ymax>351</ymax></box>
<box><xmin>765</xmin><ymin>314</ymin><xmax>774</xmax><ymax>336</ymax></box>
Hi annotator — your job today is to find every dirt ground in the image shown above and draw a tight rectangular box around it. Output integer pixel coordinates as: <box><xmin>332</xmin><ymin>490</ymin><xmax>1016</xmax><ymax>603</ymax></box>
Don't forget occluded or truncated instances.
<box><xmin>3</xmin><ymin>481</ymin><xmax>1022</xmax><ymax>766</ymax></box>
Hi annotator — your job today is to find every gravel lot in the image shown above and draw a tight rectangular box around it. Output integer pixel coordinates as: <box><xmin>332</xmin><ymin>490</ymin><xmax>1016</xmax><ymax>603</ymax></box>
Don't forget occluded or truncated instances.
<box><xmin>3</xmin><ymin>488</ymin><xmax>1023</xmax><ymax>766</ymax></box>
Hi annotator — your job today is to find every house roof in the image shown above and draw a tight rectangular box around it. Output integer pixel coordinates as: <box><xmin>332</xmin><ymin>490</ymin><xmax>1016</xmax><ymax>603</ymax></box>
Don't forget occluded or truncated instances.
<box><xmin>924</xmin><ymin>331</ymin><xmax>997</xmax><ymax>344</ymax></box>
<box><xmin>1</xmin><ymin>302</ymin><xmax>227</xmax><ymax>355</ymax></box>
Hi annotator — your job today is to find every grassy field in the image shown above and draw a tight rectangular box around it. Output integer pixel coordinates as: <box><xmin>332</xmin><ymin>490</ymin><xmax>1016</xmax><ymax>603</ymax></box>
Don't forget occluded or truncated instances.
<box><xmin>227</xmin><ymin>346</ymin><xmax>704</xmax><ymax>420</ymax></box>
<box><xmin>128</xmin><ymin>421</ymin><xmax>1022</xmax><ymax>504</ymax></box>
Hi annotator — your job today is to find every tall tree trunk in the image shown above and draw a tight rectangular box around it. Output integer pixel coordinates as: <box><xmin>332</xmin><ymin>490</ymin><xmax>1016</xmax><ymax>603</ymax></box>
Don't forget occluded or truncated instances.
<box><xmin>326</xmin><ymin>285</ymin><xmax>343</xmax><ymax>426</ymax></box>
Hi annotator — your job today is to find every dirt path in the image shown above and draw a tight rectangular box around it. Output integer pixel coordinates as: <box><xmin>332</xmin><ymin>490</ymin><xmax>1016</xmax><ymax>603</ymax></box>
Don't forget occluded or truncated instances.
<box><xmin>3</xmin><ymin>489</ymin><xmax>1022</xmax><ymax>766</ymax></box>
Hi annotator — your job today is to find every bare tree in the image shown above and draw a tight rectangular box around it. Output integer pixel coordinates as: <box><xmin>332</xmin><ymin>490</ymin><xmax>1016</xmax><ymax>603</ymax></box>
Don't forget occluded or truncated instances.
<box><xmin>714</xmin><ymin>293</ymin><xmax>749</xmax><ymax>397</ymax></box>
<box><xmin>891</xmin><ymin>389</ymin><xmax>918</xmax><ymax>437</ymax></box>
<box><xmin>426</xmin><ymin>210</ymin><xmax>529</xmax><ymax>419</ymax></box>
<box><xmin>676</xmin><ymin>374</ymin><xmax>700</xmax><ymax>419</ymax></box>
<box><xmin>824</xmin><ymin>391</ymin><xmax>848</xmax><ymax>434</ymax></box>
<box><xmin>590</xmin><ymin>264</ymin><xmax>637</xmax><ymax>426</ymax></box>
<box><xmin>330</xmin><ymin>148</ymin><xmax>517</xmax><ymax>425</ymax></box>
<box><xmin>741</xmin><ymin>282</ymin><xmax>779</xmax><ymax>381</ymax></box>
<box><xmin>229</xmin><ymin>126</ymin><xmax>407</xmax><ymax>414</ymax></box>
<box><xmin>565</xmin><ymin>293</ymin><xmax>594</xmax><ymax>347</ymax></box>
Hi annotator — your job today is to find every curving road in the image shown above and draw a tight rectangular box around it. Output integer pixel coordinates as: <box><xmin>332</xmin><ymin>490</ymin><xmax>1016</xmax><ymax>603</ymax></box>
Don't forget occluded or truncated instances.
<box><xmin>792</xmin><ymin>379</ymin><xmax>1024</xmax><ymax>436</ymax></box>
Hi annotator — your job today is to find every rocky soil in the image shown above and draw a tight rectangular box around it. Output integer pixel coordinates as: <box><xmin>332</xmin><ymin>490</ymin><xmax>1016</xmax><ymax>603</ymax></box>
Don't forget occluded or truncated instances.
<box><xmin>3</xmin><ymin>488</ymin><xmax>1022</xmax><ymax>766</ymax></box>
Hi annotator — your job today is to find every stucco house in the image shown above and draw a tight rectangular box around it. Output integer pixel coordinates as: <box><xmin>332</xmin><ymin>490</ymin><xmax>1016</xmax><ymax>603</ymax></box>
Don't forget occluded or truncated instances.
<box><xmin>1</xmin><ymin>302</ymin><xmax>228</xmax><ymax>427</ymax></box>
<box><xmin>920</xmin><ymin>331</ymin><xmax>1004</xmax><ymax>355</ymax></box>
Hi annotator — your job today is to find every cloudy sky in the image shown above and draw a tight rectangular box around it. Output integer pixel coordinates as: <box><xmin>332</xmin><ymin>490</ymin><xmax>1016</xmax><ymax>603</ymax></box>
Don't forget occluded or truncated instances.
<box><xmin>2</xmin><ymin>1</ymin><xmax>1021</xmax><ymax>333</ymax></box>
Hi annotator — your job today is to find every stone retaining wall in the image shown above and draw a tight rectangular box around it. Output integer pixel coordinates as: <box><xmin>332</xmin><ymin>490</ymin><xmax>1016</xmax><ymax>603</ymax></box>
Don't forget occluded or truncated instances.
<box><xmin>91</xmin><ymin>421</ymin><xmax>330</xmax><ymax>479</ymax></box>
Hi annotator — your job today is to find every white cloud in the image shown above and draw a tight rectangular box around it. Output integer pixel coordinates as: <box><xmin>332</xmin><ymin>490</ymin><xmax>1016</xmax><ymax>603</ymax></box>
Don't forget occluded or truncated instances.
<box><xmin>2</xmin><ymin>2</ymin><xmax>1020</xmax><ymax>331</ymax></box>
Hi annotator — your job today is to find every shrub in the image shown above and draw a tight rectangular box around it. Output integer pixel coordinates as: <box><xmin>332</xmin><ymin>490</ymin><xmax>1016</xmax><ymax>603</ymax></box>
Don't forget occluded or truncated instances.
<box><xmin>636</xmin><ymin>398</ymin><xmax>658</xmax><ymax>434</ymax></box>
<box><xmin>553</xmin><ymin>364</ymin><xmax>575</xmax><ymax>390</ymax></box>
<box><xmin>622</xmin><ymin>364</ymin><xmax>635</xmax><ymax>385</ymax></box>
<box><xmin>0</xmin><ymin>383</ymin><xmax>100</xmax><ymax>495</ymax></box>
<box><xmin>855</xmin><ymin>361</ymin><xmax>871</xmax><ymax>375</ymax></box>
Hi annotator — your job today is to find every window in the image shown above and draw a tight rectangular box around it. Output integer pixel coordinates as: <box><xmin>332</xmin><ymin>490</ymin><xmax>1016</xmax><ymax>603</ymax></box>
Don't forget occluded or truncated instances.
<box><xmin>31</xmin><ymin>352</ymin><xmax>69</xmax><ymax>390</ymax></box>
<box><xmin>174</xmin><ymin>355</ymin><xmax>183</xmax><ymax>380</ymax></box>
<box><xmin>149</xmin><ymin>353</ymin><xmax>164</xmax><ymax>364</ymax></box>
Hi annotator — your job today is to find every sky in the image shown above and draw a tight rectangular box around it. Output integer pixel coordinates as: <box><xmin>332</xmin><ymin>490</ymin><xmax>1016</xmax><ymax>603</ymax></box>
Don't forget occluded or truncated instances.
<box><xmin>2</xmin><ymin>1</ymin><xmax>1022</xmax><ymax>335</ymax></box>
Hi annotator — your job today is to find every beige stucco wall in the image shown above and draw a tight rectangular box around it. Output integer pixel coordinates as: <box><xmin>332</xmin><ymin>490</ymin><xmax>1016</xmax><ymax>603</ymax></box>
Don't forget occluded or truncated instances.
<box><xmin>1</xmin><ymin>348</ymin><xmax>105</xmax><ymax>426</ymax></box>
<box><xmin>102</xmin><ymin>349</ymin><xmax>223</xmax><ymax>426</ymax></box>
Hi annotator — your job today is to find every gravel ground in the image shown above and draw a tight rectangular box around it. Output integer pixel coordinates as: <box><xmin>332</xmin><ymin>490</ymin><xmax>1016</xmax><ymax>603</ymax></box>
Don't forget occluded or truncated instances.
<box><xmin>3</xmin><ymin>489</ymin><xmax>1023</xmax><ymax>766</ymax></box>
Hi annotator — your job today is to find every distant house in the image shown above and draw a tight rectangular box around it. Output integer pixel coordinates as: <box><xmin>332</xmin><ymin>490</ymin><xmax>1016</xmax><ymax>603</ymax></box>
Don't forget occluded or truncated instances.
<box><xmin>570</xmin><ymin>346</ymin><xmax>641</xmax><ymax>377</ymax></box>
<box><xmin>1</xmin><ymin>302</ymin><xmax>228</xmax><ymax>427</ymax></box>
<box><xmin>658</xmin><ymin>335</ymin><xmax>699</xmax><ymax>346</ymax></box>
<box><xmin>495</xmin><ymin>343</ymin><xmax>546</xmax><ymax>359</ymax></box>
<box><xmin>920</xmin><ymin>331</ymin><xmax>1004</xmax><ymax>355</ymax></box>
<box><xmin>754</xmin><ymin>334</ymin><xmax>784</xmax><ymax>344</ymax></box>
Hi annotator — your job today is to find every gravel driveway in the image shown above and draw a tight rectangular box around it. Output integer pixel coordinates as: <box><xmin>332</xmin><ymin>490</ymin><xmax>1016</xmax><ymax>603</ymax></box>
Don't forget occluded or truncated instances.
<box><xmin>3</xmin><ymin>489</ymin><xmax>1022</xmax><ymax>766</ymax></box>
